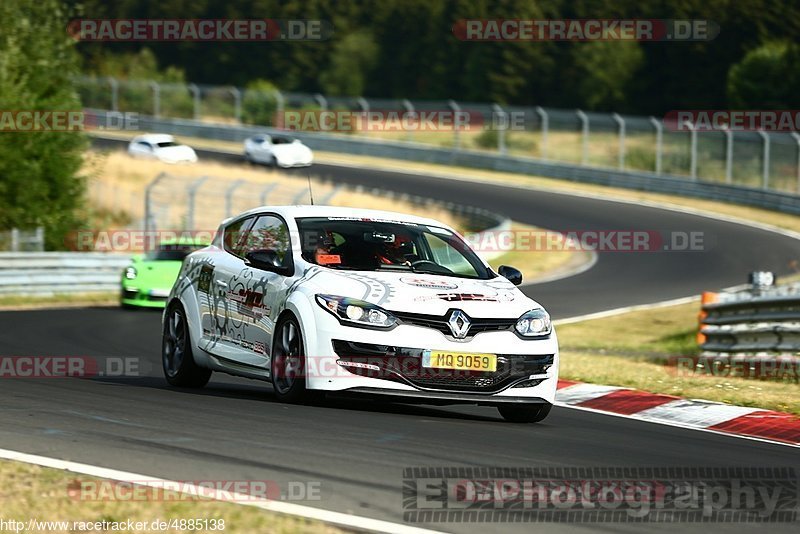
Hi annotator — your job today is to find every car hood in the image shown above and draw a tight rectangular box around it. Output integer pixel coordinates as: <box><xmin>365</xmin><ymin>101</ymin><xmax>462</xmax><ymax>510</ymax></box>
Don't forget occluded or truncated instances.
<box><xmin>301</xmin><ymin>268</ymin><xmax>540</xmax><ymax>318</ymax></box>
<box><xmin>272</xmin><ymin>143</ymin><xmax>311</xmax><ymax>158</ymax></box>
<box><xmin>127</xmin><ymin>260</ymin><xmax>183</xmax><ymax>289</ymax></box>
<box><xmin>153</xmin><ymin>145</ymin><xmax>196</xmax><ymax>161</ymax></box>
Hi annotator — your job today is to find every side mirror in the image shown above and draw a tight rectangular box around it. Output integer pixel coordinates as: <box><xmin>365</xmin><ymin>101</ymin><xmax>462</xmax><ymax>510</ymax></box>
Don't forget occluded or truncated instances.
<box><xmin>498</xmin><ymin>265</ymin><xmax>523</xmax><ymax>286</ymax></box>
<box><xmin>245</xmin><ymin>249</ymin><xmax>292</xmax><ymax>276</ymax></box>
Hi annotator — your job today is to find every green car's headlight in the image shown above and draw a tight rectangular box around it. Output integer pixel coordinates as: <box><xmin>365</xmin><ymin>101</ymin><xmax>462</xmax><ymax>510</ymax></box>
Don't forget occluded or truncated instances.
<box><xmin>315</xmin><ymin>294</ymin><xmax>397</xmax><ymax>329</ymax></box>
<box><xmin>515</xmin><ymin>308</ymin><xmax>552</xmax><ymax>337</ymax></box>
<box><xmin>124</xmin><ymin>266</ymin><xmax>138</xmax><ymax>280</ymax></box>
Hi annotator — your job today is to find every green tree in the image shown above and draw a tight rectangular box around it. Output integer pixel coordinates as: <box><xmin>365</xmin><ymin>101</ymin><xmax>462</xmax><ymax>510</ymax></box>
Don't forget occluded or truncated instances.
<box><xmin>572</xmin><ymin>41</ymin><xmax>644</xmax><ymax>111</ymax></box>
<box><xmin>319</xmin><ymin>30</ymin><xmax>379</xmax><ymax>96</ymax></box>
<box><xmin>727</xmin><ymin>42</ymin><xmax>800</xmax><ymax>108</ymax></box>
<box><xmin>0</xmin><ymin>0</ymin><xmax>87</xmax><ymax>250</ymax></box>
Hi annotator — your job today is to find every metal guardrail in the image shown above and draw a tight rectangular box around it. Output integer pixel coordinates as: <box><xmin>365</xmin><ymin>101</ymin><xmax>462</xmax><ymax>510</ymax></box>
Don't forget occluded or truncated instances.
<box><xmin>88</xmin><ymin>110</ymin><xmax>800</xmax><ymax>216</ymax></box>
<box><xmin>0</xmin><ymin>253</ymin><xmax>131</xmax><ymax>296</ymax></box>
<box><xmin>697</xmin><ymin>279</ymin><xmax>800</xmax><ymax>380</ymax></box>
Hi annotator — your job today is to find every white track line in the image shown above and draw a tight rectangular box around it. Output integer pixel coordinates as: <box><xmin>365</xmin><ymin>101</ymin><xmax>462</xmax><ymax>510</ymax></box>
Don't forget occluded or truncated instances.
<box><xmin>0</xmin><ymin>448</ymin><xmax>443</xmax><ymax>534</ymax></box>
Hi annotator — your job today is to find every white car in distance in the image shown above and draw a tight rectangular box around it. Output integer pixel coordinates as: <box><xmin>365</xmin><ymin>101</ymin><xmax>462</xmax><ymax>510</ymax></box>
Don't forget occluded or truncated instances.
<box><xmin>162</xmin><ymin>206</ymin><xmax>559</xmax><ymax>423</ymax></box>
<box><xmin>127</xmin><ymin>134</ymin><xmax>198</xmax><ymax>164</ymax></box>
<box><xmin>244</xmin><ymin>134</ymin><xmax>313</xmax><ymax>168</ymax></box>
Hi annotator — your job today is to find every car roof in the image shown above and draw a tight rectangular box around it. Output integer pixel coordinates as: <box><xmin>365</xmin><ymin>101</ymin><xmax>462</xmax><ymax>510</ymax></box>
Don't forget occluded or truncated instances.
<box><xmin>224</xmin><ymin>205</ymin><xmax>453</xmax><ymax>230</ymax></box>
<box><xmin>132</xmin><ymin>134</ymin><xmax>176</xmax><ymax>144</ymax></box>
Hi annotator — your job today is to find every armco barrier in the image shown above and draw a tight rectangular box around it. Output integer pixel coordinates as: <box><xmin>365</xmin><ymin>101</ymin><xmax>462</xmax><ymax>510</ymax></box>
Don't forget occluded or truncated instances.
<box><xmin>697</xmin><ymin>282</ymin><xmax>800</xmax><ymax>379</ymax></box>
<box><xmin>0</xmin><ymin>253</ymin><xmax>131</xmax><ymax>296</ymax></box>
<box><xmin>89</xmin><ymin>110</ymin><xmax>800</xmax><ymax>216</ymax></box>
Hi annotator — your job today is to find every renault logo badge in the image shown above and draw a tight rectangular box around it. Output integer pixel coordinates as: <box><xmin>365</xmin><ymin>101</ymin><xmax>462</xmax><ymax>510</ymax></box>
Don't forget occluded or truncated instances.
<box><xmin>447</xmin><ymin>310</ymin><xmax>471</xmax><ymax>339</ymax></box>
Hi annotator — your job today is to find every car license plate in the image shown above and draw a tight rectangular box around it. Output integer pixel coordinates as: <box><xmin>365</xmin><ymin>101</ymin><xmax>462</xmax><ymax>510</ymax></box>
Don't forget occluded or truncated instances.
<box><xmin>422</xmin><ymin>350</ymin><xmax>497</xmax><ymax>372</ymax></box>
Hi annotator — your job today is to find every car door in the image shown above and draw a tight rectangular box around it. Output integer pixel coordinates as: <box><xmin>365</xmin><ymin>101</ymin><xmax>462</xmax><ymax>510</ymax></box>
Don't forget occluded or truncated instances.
<box><xmin>199</xmin><ymin>215</ymin><xmax>256</xmax><ymax>361</ymax></box>
<box><xmin>230</xmin><ymin>213</ymin><xmax>294</xmax><ymax>367</ymax></box>
<box><xmin>254</xmin><ymin>135</ymin><xmax>273</xmax><ymax>163</ymax></box>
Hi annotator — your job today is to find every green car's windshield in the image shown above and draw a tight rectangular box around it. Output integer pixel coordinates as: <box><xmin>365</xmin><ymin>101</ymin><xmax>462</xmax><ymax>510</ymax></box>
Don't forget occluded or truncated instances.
<box><xmin>145</xmin><ymin>244</ymin><xmax>205</xmax><ymax>261</ymax></box>
<box><xmin>296</xmin><ymin>217</ymin><xmax>491</xmax><ymax>279</ymax></box>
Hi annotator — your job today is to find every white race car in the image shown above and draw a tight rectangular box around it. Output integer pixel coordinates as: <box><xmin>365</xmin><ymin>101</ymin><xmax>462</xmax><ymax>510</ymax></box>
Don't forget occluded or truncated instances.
<box><xmin>162</xmin><ymin>206</ymin><xmax>558</xmax><ymax>422</ymax></box>
<box><xmin>128</xmin><ymin>134</ymin><xmax>198</xmax><ymax>164</ymax></box>
<box><xmin>243</xmin><ymin>134</ymin><xmax>313</xmax><ymax>168</ymax></box>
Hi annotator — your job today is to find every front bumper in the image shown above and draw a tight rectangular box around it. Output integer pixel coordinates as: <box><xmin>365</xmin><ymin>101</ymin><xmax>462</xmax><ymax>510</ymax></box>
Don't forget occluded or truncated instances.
<box><xmin>303</xmin><ymin>309</ymin><xmax>558</xmax><ymax>403</ymax></box>
<box><xmin>121</xmin><ymin>286</ymin><xmax>170</xmax><ymax>308</ymax></box>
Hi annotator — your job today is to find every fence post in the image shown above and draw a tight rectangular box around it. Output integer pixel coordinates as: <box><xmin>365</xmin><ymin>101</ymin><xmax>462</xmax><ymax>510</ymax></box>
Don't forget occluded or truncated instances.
<box><xmin>576</xmin><ymin>109</ymin><xmax>589</xmax><ymax>165</ymax></box>
<box><xmin>230</xmin><ymin>87</ymin><xmax>242</xmax><ymax>123</ymax></box>
<box><xmin>225</xmin><ymin>180</ymin><xmax>246</xmax><ymax>218</ymax></box>
<box><xmin>724</xmin><ymin>129</ymin><xmax>734</xmax><ymax>184</ymax></box>
<box><xmin>108</xmin><ymin>77</ymin><xmax>119</xmax><ymax>112</ymax></box>
<box><xmin>758</xmin><ymin>131</ymin><xmax>770</xmax><ymax>189</ymax></box>
<box><xmin>535</xmin><ymin>106</ymin><xmax>548</xmax><ymax>159</ymax></box>
<box><xmin>10</xmin><ymin>228</ymin><xmax>19</xmax><ymax>252</ymax></box>
<box><xmin>35</xmin><ymin>227</ymin><xmax>44</xmax><ymax>251</ymax></box>
<box><xmin>149</xmin><ymin>81</ymin><xmax>160</xmax><ymax>118</ymax></box>
<box><xmin>649</xmin><ymin>116</ymin><xmax>662</xmax><ymax>175</ymax></box>
<box><xmin>272</xmin><ymin>90</ymin><xmax>284</xmax><ymax>128</ymax></box>
<box><xmin>402</xmin><ymin>99</ymin><xmax>415</xmax><ymax>142</ymax></box>
<box><xmin>686</xmin><ymin>122</ymin><xmax>698</xmax><ymax>180</ymax></box>
<box><xmin>260</xmin><ymin>183</ymin><xmax>278</xmax><ymax>205</ymax></box>
<box><xmin>314</xmin><ymin>93</ymin><xmax>328</xmax><ymax>111</ymax></box>
<box><xmin>186</xmin><ymin>176</ymin><xmax>210</xmax><ymax>230</ymax></box>
<box><xmin>791</xmin><ymin>133</ymin><xmax>800</xmax><ymax>193</ymax></box>
<box><xmin>612</xmin><ymin>113</ymin><xmax>625</xmax><ymax>170</ymax></box>
<box><xmin>144</xmin><ymin>172</ymin><xmax>169</xmax><ymax>234</ymax></box>
<box><xmin>448</xmin><ymin>99</ymin><xmax>461</xmax><ymax>150</ymax></box>
<box><xmin>188</xmin><ymin>83</ymin><xmax>201</xmax><ymax>120</ymax></box>
<box><xmin>492</xmin><ymin>103</ymin><xmax>507</xmax><ymax>155</ymax></box>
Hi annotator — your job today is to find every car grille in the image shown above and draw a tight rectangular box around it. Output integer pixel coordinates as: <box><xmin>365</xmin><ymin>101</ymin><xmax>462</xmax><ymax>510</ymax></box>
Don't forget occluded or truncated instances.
<box><xmin>332</xmin><ymin>340</ymin><xmax>553</xmax><ymax>393</ymax></box>
<box><xmin>392</xmin><ymin>310</ymin><xmax>516</xmax><ymax>339</ymax></box>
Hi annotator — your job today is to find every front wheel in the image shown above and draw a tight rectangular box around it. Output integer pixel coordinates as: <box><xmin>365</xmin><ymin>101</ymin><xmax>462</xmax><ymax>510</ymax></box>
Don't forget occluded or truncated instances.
<box><xmin>162</xmin><ymin>303</ymin><xmax>211</xmax><ymax>388</ymax></box>
<box><xmin>271</xmin><ymin>316</ymin><xmax>311</xmax><ymax>403</ymax></box>
<box><xmin>497</xmin><ymin>403</ymin><xmax>551</xmax><ymax>423</ymax></box>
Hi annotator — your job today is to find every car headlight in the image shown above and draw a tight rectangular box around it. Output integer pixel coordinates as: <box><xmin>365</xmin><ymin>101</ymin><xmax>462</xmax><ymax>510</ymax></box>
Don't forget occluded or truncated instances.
<box><xmin>124</xmin><ymin>266</ymin><xmax>137</xmax><ymax>280</ymax></box>
<box><xmin>515</xmin><ymin>308</ymin><xmax>551</xmax><ymax>337</ymax></box>
<box><xmin>315</xmin><ymin>294</ymin><xmax>397</xmax><ymax>329</ymax></box>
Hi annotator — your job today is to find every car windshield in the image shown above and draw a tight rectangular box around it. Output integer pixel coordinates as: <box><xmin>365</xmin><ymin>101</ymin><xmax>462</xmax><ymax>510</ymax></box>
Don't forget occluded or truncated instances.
<box><xmin>145</xmin><ymin>243</ymin><xmax>204</xmax><ymax>261</ymax></box>
<box><xmin>296</xmin><ymin>217</ymin><xmax>491</xmax><ymax>279</ymax></box>
<box><xmin>155</xmin><ymin>141</ymin><xmax>178</xmax><ymax>148</ymax></box>
<box><xmin>272</xmin><ymin>136</ymin><xmax>293</xmax><ymax>144</ymax></box>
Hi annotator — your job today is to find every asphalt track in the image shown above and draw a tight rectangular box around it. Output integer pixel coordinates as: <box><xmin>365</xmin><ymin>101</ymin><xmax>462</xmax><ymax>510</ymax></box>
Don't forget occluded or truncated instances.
<box><xmin>1</xmin><ymin>140</ymin><xmax>799</xmax><ymax>532</ymax></box>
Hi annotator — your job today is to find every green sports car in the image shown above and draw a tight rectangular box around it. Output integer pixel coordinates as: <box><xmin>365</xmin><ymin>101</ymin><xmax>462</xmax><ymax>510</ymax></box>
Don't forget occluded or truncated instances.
<box><xmin>120</xmin><ymin>238</ymin><xmax>208</xmax><ymax>308</ymax></box>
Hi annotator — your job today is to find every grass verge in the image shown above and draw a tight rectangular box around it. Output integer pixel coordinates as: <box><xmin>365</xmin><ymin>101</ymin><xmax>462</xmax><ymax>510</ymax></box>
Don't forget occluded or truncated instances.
<box><xmin>0</xmin><ymin>293</ymin><xmax>118</xmax><ymax>310</ymax></box>
<box><xmin>0</xmin><ymin>460</ymin><xmax>339</xmax><ymax>534</ymax></box>
<box><xmin>556</xmin><ymin>301</ymin><xmax>800</xmax><ymax>415</ymax></box>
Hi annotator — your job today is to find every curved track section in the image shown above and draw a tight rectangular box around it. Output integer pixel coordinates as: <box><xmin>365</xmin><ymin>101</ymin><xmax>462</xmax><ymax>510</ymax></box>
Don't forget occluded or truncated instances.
<box><xmin>1</xmin><ymin>141</ymin><xmax>798</xmax><ymax>533</ymax></box>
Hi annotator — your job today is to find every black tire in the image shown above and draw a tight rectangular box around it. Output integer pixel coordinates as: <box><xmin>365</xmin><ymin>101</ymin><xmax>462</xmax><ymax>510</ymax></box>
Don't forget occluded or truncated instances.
<box><xmin>497</xmin><ymin>403</ymin><xmax>552</xmax><ymax>423</ymax></box>
<box><xmin>271</xmin><ymin>315</ymin><xmax>311</xmax><ymax>403</ymax></box>
<box><xmin>162</xmin><ymin>303</ymin><xmax>212</xmax><ymax>388</ymax></box>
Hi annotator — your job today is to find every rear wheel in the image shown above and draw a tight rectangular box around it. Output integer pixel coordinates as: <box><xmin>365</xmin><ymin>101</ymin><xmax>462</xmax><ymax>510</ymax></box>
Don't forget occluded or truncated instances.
<box><xmin>162</xmin><ymin>303</ymin><xmax>211</xmax><ymax>387</ymax></box>
<box><xmin>271</xmin><ymin>316</ymin><xmax>311</xmax><ymax>403</ymax></box>
<box><xmin>498</xmin><ymin>403</ymin><xmax>551</xmax><ymax>423</ymax></box>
